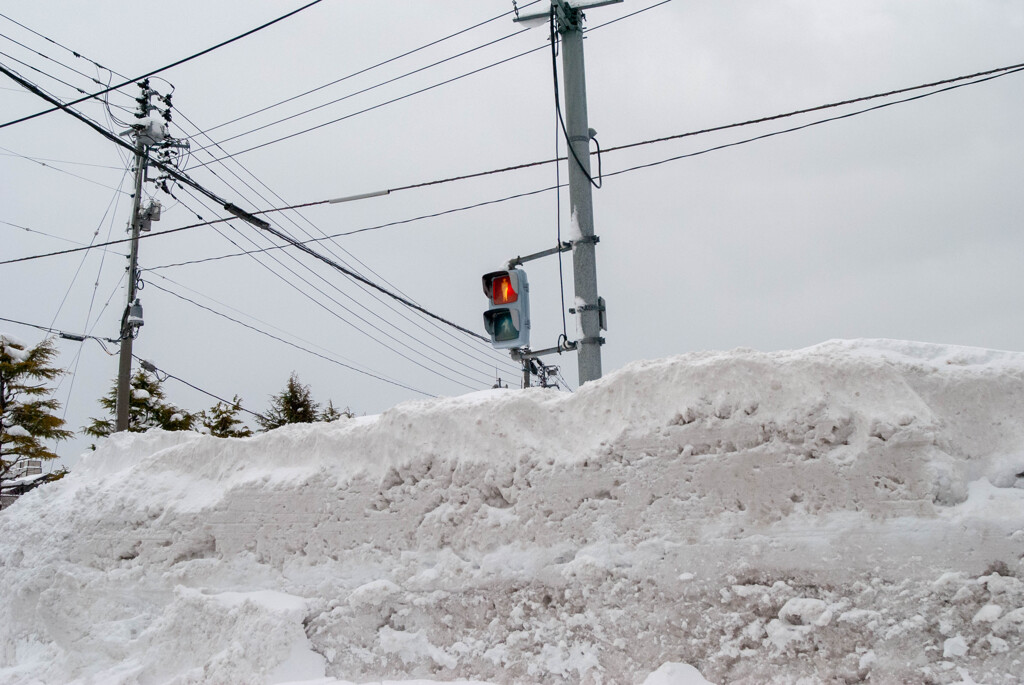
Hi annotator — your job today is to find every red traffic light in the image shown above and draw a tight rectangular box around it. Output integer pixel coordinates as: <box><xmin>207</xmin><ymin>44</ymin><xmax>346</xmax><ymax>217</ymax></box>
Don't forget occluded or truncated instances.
<box><xmin>482</xmin><ymin>270</ymin><xmax>520</xmax><ymax>304</ymax></box>
<box><xmin>491</xmin><ymin>274</ymin><xmax>518</xmax><ymax>305</ymax></box>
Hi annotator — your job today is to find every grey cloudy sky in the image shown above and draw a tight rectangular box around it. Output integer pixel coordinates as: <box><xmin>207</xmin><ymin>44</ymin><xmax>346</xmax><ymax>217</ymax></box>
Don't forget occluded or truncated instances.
<box><xmin>2</xmin><ymin>0</ymin><xmax>1023</xmax><ymax>465</ymax></box>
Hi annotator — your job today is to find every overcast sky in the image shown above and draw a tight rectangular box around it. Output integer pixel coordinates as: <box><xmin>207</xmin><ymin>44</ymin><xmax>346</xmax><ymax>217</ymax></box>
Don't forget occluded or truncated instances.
<box><xmin>2</xmin><ymin>0</ymin><xmax>1023</xmax><ymax>466</ymax></box>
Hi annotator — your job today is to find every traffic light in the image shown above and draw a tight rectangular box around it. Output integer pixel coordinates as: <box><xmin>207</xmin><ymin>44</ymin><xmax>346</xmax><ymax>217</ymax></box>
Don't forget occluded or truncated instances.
<box><xmin>482</xmin><ymin>268</ymin><xmax>530</xmax><ymax>349</ymax></box>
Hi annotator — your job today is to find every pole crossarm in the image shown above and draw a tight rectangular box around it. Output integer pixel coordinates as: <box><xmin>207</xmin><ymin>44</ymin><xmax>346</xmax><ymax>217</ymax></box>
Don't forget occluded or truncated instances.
<box><xmin>513</xmin><ymin>0</ymin><xmax>621</xmax><ymax>27</ymax></box>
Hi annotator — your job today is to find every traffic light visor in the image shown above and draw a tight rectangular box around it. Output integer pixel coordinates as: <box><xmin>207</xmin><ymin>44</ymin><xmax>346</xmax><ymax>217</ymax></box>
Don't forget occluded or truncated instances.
<box><xmin>483</xmin><ymin>271</ymin><xmax>520</xmax><ymax>304</ymax></box>
<box><xmin>484</xmin><ymin>309</ymin><xmax>520</xmax><ymax>342</ymax></box>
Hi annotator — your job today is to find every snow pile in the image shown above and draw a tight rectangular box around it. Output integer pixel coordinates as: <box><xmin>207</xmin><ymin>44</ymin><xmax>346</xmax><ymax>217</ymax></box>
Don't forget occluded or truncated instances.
<box><xmin>1</xmin><ymin>339</ymin><xmax>1023</xmax><ymax>684</ymax></box>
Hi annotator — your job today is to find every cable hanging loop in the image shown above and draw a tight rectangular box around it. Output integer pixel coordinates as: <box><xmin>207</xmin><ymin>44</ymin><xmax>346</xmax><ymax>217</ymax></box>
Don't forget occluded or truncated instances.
<box><xmin>549</xmin><ymin>9</ymin><xmax>602</xmax><ymax>190</ymax></box>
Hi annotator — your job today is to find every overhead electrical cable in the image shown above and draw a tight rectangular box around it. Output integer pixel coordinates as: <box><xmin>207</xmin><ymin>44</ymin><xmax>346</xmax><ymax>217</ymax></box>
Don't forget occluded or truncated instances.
<box><xmin>171</xmin><ymin>105</ymin><xmax>519</xmax><ymax>376</ymax></box>
<box><xmin>1</xmin><ymin>219</ymin><xmax>89</xmax><ymax>246</ymax></box>
<box><xmin>599</xmin><ymin>60</ymin><xmax>1024</xmax><ymax>157</ymax></box>
<box><xmin>190</xmin><ymin>26</ymin><xmax>534</xmax><ymax>155</ymax></box>
<box><xmin>0</xmin><ymin>9</ymin><xmax>516</xmax><ymax>374</ymax></box>
<box><xmin>0</xmin><ymin>10</ymin><xmax>121</xmax><ymax>76</ymax></box>
<box><xmin>0</xmin><ymin>46</ymin><xmax>106</xmax><ymax>101</ymax></box>
<box><xmin>47</xmin><ymin>166</ymin><xmax>130</xmax><ymax>328</ymax></box>
<box><xmin>150</xmin><ymin>271</ymin><xmax>390</xmax><ymax>370</ymax></box>
<box><xmin>602</xmin><ymin>63</ymin><xmax>1024</xmax><ymax>178</ymax></box>
<box><xmin>0</xmin><ymin>148</ymin><xmax>125</xmax><ymax>169</ymax></box>
<box><xmin>144</xmin><ymin>280</ymin><xmax>435</xmax><ymax>397</ymax></box>
<box><xmin>0</xmin><ymin>29</ymin><xmax>135</xmax><ymax>111</ymax></box>
<box><xmin>189</xmin><ymin>43</ymin><xmax>550</xmax><ymax>167</ymax></box>
<box><xmin>129</xmin><ymin>355</ymin><xmax>263</xmax><ymax>418</ymax></box>
<box><xmin>0</xmin><ymin>315</ymin><xmax>119</xmax><ymax>346</ymax></box>
<box><xmin>169</xmin><ymin>187</ymin><xmax>491</xmax><ymax>388</ymax></box>
<box><xmin>6</xmin><ymin>61</ymin><xmax>1020</xmax><ymax>270</ymax></box>
<box><xmin>0</xmin><ymin>143</ymin><xmax>132</xmax><ymax>193</ymax></box>
<box><xmin>147</xmin><ymin>271</ymin><xmax>462</xmax><ymax>399</ymax></box>
<box><xmin>0</xmin><ymin>0</ymin><xmax>326</xmax><ymax>130</ymax></box>
<box><xmin>0</xmin><ymin>60</ymin><xmax>269</xmax><ymax>231</ymax></box>
<box><xmin>188</xmin><ymin>0</ymin><xmax>673</xmax><ymax>165</ymax></box>
<box><xmin>198</xmin><ymin>0</ymin><xmax>542</xmax><ymax>137</ymax></box>
<box><xmin>146</xmin><ymin>184</ymin><xmax>562</xmax><ymax>268</ymax></box>
<box><xmin>0</xmin><ymin>65</ymin><xmax>489</xmax><ymax>352</ymax></box>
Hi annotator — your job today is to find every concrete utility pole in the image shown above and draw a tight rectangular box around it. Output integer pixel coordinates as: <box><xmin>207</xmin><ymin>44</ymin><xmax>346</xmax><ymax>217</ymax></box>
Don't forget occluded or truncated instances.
<box><xmin>558</xmin><ymin>5</ymin><xmax>603</xmax><ymax>384</ymax></box>
<box><xmin>516</xmin><ymin>0</ymin><xmax>618</xmax><ymax>385</ymax></box>
<box><xmin>115</xmin><ymin>81</ymin><xmax>180</xmax><ymax>431</ymax></box>
<box><xmin>114</xmin><ymin>134</ymin><xmax>147</xmax><ymax>432</ymax></box>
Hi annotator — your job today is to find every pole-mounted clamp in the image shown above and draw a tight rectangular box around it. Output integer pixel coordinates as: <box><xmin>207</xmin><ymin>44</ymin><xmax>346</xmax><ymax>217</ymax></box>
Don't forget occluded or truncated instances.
<box><xmin>571</xmin><ymin>235</ymin><xmax>600</xmax><ymax>247</ymax></box>
<box><xmin>577</xmin><ymin>336</ymin><xmax>606</xmax><ymax>345</ymax></box>
<box><xmin>569</xmin><ymin>295</ymin><xmax>608</xmax><ymax>331</ymax></box>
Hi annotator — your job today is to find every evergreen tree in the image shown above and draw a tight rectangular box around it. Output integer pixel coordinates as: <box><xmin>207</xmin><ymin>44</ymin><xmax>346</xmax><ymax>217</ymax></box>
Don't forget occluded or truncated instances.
<box><xmin>85</xmin><ymin>369</ymin><xmax>194</xmax><ymax>439</ymax></box>
<box><xmin>319</xmin><ymin>399</ymin><xmax>353</xmax><ymax>422</ymax></box>
<box><xmin>0</xmin><ymin>335</ymin><xmax>73</xmax><ymax>479</ymax></box>
<box><xmin>256</xmin><ymin>372</ymin><xmax>320</xmax><ymax>431</ymax></box>
<box><xmin>199</xmin><ymin>396</ymin><xmax>253</xmax><ymax>438</ymax></box>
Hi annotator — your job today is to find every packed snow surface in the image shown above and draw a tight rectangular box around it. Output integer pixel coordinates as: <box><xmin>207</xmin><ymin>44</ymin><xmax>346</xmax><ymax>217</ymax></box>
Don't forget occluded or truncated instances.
<box><xmin>2</xmin><ymin>339</ymin><xmax>1023</xmax><ymax>684</ymax></box>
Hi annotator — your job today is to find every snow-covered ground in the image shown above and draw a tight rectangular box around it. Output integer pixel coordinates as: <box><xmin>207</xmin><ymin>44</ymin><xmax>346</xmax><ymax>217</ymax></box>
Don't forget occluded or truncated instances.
<box><xmin>1</xmin><ymin>339</ymin><xmax>1023</xmax><ymax>684</ymax></box>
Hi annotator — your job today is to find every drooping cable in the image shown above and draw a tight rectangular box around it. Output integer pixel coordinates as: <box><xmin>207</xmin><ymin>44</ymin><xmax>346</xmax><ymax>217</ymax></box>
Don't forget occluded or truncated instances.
<box><xmin>554</xmin><ymin>50</ymin><xmax>569</xmax><ymax>342</ymax></box>
<box><xmin>129</xmin><ymin>355</ymin><xmax>263</xmax><ymax>418</ymax></box>
<box><xmin>548</xmin><ymin>11</ymin><xmax>600</xmax><ymax>189</ymax></box>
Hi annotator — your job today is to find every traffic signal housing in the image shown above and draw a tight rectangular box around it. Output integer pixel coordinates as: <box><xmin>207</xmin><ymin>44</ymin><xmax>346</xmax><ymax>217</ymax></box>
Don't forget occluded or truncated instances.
<box><xmin>482</xmin><ymin>268</ymin><xmax>530</xmax><ymax>349</ymax></box>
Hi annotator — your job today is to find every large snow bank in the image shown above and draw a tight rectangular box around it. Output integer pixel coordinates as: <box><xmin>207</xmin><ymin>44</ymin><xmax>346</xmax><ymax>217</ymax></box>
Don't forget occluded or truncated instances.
<box><xmin>1</xmin><ymin>339</ymin><xmax>1023</xmax><ymax>684</ymax></box>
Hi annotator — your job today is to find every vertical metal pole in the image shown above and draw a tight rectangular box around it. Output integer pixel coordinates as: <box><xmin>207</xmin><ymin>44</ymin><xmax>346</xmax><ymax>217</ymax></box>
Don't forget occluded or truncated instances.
<box><xmin>115</xmin><ymin>138</ymin><xmax>146</xmax><ymax>432</ymax></box>
<box><xmin>559</xmin><ymin>14</ymin><xmax>603</xmax><ymax>384</ymax></box>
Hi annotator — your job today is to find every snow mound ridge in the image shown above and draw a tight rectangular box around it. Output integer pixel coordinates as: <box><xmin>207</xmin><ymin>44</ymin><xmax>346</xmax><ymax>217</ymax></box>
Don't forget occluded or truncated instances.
<box><xmin>2</xmin><ymin>340</ymin><xmax>1023</xmax><ymax>684</ymax></box>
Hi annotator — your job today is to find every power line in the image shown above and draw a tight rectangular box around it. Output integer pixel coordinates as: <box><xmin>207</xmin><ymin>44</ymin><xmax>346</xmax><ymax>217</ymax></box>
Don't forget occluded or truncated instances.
<box><xmin>197</xmin><ymin>0</ymin><xmax>542</xmax><ymax>138</ymax></box>
<box><xmin>0</xmin><ymin>45</ymin><xmax>100</xmax><ymax>100</ymax></box>
<box><xmin>6</xmin><ymin>60</ymin><xmax>1021</xmax><ymax>269</ymax></box>
<box><xmin>1</xmin><ymin>64</ymin><xmax>489</xmax><ymax>352</ymax></box>
<box><xmin>602</xmin><ymin>63</ymin><xmax>1024</xmax><ymax>179</ymax></box>
<box><xmin>146</xmin><ymin>184</ymin><xmax>562</xmax><ymax>269</ymax></box>
<box><xmin>187</xmin><ymin>0</ymin><xmax>672</xmax><ymax>167</ymax></box>
<box><xmin>1</xmin><ymin>218</ymin><xmax>90</xmax><ymax>246</ymax></box>
<box><xmin>130</xmin><ymin>355</ymin><xmax>262</xmax><ymax>419</ymax></box>
<box><xmin>0</xmin><ymin>61</ymin><xmax>268</xmax><ymax>231</ymax></box>
<box><xmin>172</xmin><ymin>107</ymin><xmax>520</xmax><ymax>377</ymax></box>
<box><xmin>150</xmin><ymin>270</ymin><xmax>407</xmax><ymax>374</ymax></box>
<box><xmin>0</xmin><ymin>315</ymin><xmax>119</xmax><ymax>347</ymax></box>
<box><xmin>0</xmin><ymin>0</ymin><xmax>326</xmax><ymax>130</ymax></box>
<box><xmin>0</xmin><ymin>148</ymin><xmax>125</xmax><ymax>169</ymax></box>
<box><xmin>191</xmin><ymin>27</ymin><xmax>533</xmax><ymax>155</ymax></box>
<box><xmin>1</xmin><ymin>7</ymin><xmax>514</xmax><ymax>376</ymax></box>
<box><xmin>0</xmin><ymin>217</ymin><xmax>222</xmax><ymax>265</ymax></box>
<box><xmin>189</xmin><ymin>42</ymin><xmax>550</xmax><ymax>168</ymax></box>
<box><xmin>0</xmin><ymin>143</ymin><xmax>130</xmax><ymax>193</ymax></box>
<box><xmin>0</xmin><ymin>10</ymin><xmax>121</xmax><ymax>77</ymax></box>
<box><xmin>599</xmin><ymin>60</ymin><xmax>1024</xmax><ymax>157</ymax></box>
<box><xmin>144</xmin><ymin>280</ymin><xmax>435</xmax><ymax>398</ymax></box>
<box><xmin>168</xmin><ymin>186</ymin><xmax>492</xmax><ymax>389</ymax></box>
<box><xmin>47</xmin><ymin>167</ymin><xmax>130</xmax><ymax>329</ymax></box>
